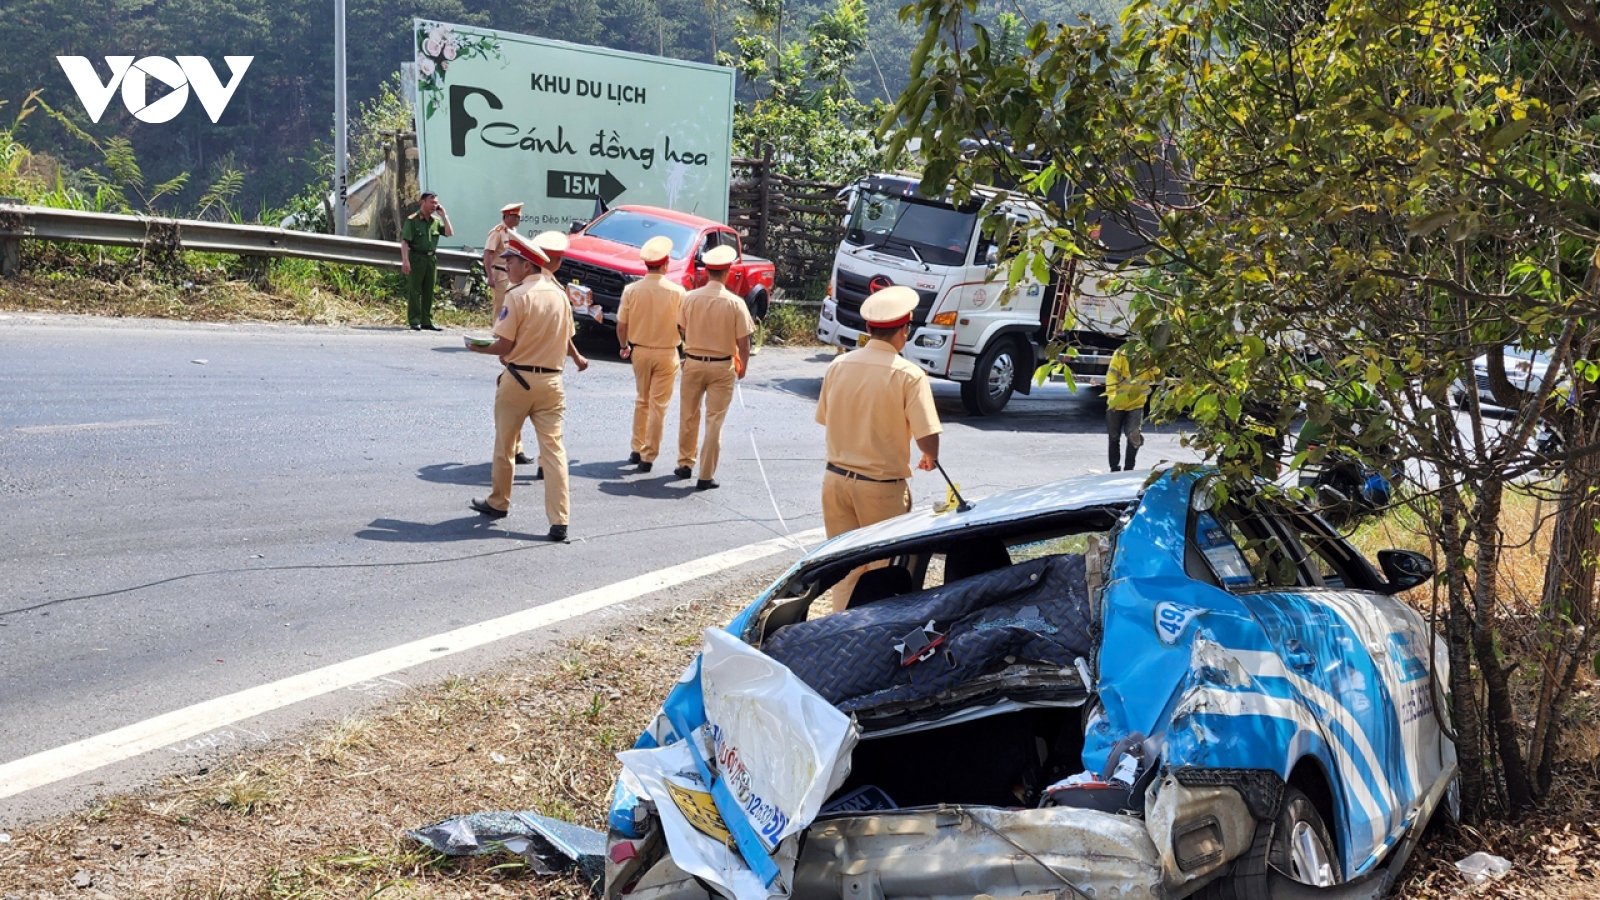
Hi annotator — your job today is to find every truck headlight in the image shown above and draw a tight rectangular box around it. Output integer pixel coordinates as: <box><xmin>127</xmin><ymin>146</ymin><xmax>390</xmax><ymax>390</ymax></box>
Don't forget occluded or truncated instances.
<box><xmin>915</xmin><ymin>332</ymin><xmax>947</xmax><ymax>349</ymax></box>
<box><xmin>821</xmin><ymin>304</ymin><xmax>835</xmax><ymax>322</ymax></box>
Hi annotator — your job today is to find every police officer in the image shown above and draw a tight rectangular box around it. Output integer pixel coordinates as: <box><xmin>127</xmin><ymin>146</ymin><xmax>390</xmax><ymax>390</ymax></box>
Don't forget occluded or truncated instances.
<box><xmin>481</xmin><ymin>202</ymin><xmax>523</xmax><ymax>322</ymax></box>
<box><xmin>467</xmin><ymin>232</ymin><xmax>588</xmax><ymax>541</ymax></box>
<box><xmin>516</xmin><ymin>230</ymin><xmax>574</xmax><ymax>474</ymax></box>
<box><xmin>815</xmin><ymin>285</ymin><xmax>942</xmax><ymax>610</ymax></box>
<box><xmin>400</xmin><ymin>191</ymin><xmax>453</xmax><ymax>331</ymax></box>
<box><xmin>675</xmin><ymin>244</ymin><xmax>753</xmax><ymax>490</ymax></box>
<box><xmin>618</xmin><ymin>236</ymin><xmax>685</xmax><ymax>472</ymax></box>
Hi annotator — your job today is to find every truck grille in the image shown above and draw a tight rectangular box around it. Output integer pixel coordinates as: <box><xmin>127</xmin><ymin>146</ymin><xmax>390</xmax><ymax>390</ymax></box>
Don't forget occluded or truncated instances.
<box><xmin>560</xmin><ymin>260</ymin><xmax>631</xmax><ymax>312</ymax></box>
<box><xmin>835</xmin><ymin>269</ymin><xmax>938</xmax><ymax>330</ymax></box>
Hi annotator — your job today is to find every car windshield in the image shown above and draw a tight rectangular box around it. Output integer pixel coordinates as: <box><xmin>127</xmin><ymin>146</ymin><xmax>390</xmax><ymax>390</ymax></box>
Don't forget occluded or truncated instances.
<box><xmin>582</xmin><ymin>210</ymin><xmax>699</xmax><ymax>260</ymax></box>
<box><xmin>844</xmin><ymin>190</ymin><xmax>976</xmax><ymax>266</ymax></box>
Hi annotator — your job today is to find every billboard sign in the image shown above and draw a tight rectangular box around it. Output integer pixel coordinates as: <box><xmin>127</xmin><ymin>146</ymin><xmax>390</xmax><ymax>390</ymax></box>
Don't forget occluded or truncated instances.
<box><xmin>412</xmin><ymin>21</ymin><xmax>735</xmax><ymax>250</ymax></box>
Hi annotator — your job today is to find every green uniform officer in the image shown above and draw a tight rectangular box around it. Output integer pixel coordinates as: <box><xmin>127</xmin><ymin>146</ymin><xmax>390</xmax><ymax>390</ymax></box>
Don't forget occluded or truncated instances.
<box><xmin>400</xmin><ymin>191</ymin><xmax>454</xmax><ymax>331</ymax></box>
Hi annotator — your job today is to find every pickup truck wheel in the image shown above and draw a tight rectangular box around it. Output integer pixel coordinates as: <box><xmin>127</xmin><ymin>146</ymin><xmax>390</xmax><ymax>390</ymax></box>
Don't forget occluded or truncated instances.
<box><xmin>1198</xmin><ymin>785</ymin><xmax>1341</xmax><ymax>900</ymax></box>
<box><xmin>960</xmin><ymin>338</ymin><xmax>1019</xmax><ymax>416</ymax></box>
<box><xmin>745</xmin><ymin>287</ymin><xmax>769</xmax><ymax>322</ymax></box>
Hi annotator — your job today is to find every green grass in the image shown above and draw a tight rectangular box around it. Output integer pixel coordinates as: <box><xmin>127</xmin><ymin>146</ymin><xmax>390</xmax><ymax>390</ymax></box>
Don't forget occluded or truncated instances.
<box><xmin>757</xmin><ymin>300</ymin><xmax>820</xmax><ymax>347</ymax></box>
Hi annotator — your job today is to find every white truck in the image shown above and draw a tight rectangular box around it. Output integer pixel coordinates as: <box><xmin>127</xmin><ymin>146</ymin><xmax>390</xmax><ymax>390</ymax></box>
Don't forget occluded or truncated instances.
<box><xmin>817</xmin><ymin>173</ymin><xmax>1140</xmax><ymax>415</ymax></box>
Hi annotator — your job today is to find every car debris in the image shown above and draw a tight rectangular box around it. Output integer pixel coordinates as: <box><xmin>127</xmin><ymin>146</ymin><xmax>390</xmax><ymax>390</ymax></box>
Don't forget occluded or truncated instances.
<box><xmin>406</xmin><ymin>810</ymin><xmax>607</xmax><ymax>886</ymax></box>
<box><xmin>1454</xmin><ymin>851</ymin><xmax>1512</xmax><ymax>885</ymax></box>
<box><xmin>604</xmin><ymin>470</ymin><xmax>1459</xmax><ymax>900</ymax></box>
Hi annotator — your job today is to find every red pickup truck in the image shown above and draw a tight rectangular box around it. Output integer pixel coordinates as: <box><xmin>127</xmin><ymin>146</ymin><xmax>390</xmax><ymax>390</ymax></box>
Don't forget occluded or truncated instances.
<box><xmin>559</xmin><ymin>205</ymin><xmax>775</xmax><ymax>327</ymax></box>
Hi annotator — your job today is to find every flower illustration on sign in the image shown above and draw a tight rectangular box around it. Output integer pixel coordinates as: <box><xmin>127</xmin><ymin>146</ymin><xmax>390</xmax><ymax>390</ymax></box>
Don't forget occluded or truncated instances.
<box><xmin>414</xmin><ymin>22</ymin><xmax>502</xmax><ymax>119</ymax></box>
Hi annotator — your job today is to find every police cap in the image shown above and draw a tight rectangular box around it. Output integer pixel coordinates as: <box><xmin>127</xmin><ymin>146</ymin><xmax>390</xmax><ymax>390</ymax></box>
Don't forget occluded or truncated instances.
<box><xmin>860</xmin><ymin>285</ymin><xmax>919</xmax><ymax>329</ymax></box>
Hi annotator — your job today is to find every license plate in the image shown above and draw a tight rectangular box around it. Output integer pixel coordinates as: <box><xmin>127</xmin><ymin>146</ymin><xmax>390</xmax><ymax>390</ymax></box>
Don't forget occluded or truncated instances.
<box><xmin>857</xmin><ymin>333</ymin><xmax>869</xmax><ymax>347</ymax></box>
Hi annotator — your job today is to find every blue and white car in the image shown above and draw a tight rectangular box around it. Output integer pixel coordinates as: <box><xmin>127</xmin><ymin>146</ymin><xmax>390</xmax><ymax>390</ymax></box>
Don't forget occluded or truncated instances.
<box><xmin>605</xmin><ymin>470</ymin><xmax>1457</xmax><ymax>900</ymax></box>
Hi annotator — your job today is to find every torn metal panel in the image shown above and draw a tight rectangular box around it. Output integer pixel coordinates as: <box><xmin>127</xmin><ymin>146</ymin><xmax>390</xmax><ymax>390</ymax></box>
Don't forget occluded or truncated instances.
<box><xmin>1144</xmin><ymin>773</ymin><xmax>1257</xmax><ymax>889</ymax></box>
<box><xmin>792</xmin><ymin>806</ymin><xmax>1162</xmax><ymax>900</ymax></box>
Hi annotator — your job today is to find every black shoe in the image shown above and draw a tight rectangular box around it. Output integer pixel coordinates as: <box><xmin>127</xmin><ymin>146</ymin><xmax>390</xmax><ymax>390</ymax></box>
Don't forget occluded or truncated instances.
<box><xmin>638</xmin><ymin>461</ymin><xmax>652</xmax><ymax>473</ymax></box>
<box><xmin>628</xmin><ymin>452</ymin><xmax>642</xmax><ymax>464</ymax></box>
<box><xmin>548</xmin><ymin>524</ymin><xmax>568</xmax><ymax>542</ymax></box>
<box><xmin>410</xmin><ymin>324</ymin><xmax>422</xmax><ymax>331</ymax></box>
<box><xmin>515</xmin><ymin>451</ymin><xmax>535</xmax><ymax>465</ymax></box>
<box><xmin>423</xmin><ymin>324</ymin><xmax>443</xmax><ymax>331</ymax></box>
<box><xmin>469</xmin><ymin>498</ymin><xmax>507</xmax><ymax>519</ymax></box>
<box><xmin>533</xmin><ymin>466</ymin><xmax>544</xmax><ymax>481</ymax></box>
<box><xmin>673</xmin><ymin>466</ymin><xmax>692</xmax><ymax>479</ymax></box>
<box><xmin>695</xmin><ymin>479</ymin><xmax>719</xmax><ymax>491</ymax></box>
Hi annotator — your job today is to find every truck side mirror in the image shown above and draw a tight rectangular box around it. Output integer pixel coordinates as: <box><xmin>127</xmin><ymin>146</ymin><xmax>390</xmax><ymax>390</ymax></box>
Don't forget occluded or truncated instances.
<box><xmin>569</xmin><ymin>220</ymin><xmax>588</xmax><ymax>234</ymax></box>
<box><xmin>985</xmin><ymin>245</ymin><xmax>999</xmax><ymax>269</ymax></box>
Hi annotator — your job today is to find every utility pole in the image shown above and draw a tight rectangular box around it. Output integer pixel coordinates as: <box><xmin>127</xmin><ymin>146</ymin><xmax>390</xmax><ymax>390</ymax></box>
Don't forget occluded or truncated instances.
<box><xmin>333</xmin><ymin>0</ymin><xmax>349</xmax><ymax>236</ymax></box>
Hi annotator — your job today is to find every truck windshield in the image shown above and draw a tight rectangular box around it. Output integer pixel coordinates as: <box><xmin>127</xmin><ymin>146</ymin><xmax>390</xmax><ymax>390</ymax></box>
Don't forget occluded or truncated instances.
<box><xmin>845</xmin><ymin>190</ymin><xmax>976</xmax><ymax>266</ymax></box>
<box><xmin>582</xmin><ymin>210</ymin><xmax>699</xmax><ymax>260</ymax></box>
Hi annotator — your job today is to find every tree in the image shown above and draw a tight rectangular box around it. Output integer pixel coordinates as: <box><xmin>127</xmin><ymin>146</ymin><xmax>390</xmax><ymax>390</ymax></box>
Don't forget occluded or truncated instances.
<box><xmin>888</xmin><ymin>0</ymin><xmax>1600</xmax><ymax>819</ymax></box>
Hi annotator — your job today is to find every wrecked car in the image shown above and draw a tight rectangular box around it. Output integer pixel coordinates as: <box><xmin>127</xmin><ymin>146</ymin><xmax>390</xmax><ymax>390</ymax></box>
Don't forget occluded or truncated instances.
<box><xmin>605</xmin><ymin>469</ymin><xmax>1458</xmax><ymax>899</ymax></box>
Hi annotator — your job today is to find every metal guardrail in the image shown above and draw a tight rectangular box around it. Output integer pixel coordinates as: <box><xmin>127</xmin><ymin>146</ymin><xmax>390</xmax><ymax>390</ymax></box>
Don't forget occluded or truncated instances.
<box><xmin>0</xmin><ymin>203</ymin><xmax>479</xmax><ymax>277</ymax></box>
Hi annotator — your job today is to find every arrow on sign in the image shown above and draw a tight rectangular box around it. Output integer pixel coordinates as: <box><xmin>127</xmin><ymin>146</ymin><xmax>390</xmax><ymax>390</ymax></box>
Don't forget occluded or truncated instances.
<box><xmin>547</xmin><ymin>169</ymin><xmax>627</xmax><ymax>205</ymax></box>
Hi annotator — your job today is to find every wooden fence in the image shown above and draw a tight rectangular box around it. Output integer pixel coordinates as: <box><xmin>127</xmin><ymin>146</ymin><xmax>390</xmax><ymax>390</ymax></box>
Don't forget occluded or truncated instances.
<box><xmin>729</xmin><ymin>148</ymin><xmax>848</xmax><ymax>299</ymax></box>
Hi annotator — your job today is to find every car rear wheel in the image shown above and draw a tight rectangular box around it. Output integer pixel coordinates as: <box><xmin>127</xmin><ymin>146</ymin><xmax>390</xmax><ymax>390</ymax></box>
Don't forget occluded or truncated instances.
<box><xmin>1199</xmin><ymin>785</ymin><xmax>1341</xmax><ymax>900</ymax></box>
<box><xmin>960</xmin><ymin>337</ymin><xmax>1021</xmax><ymax>416</ymax></box>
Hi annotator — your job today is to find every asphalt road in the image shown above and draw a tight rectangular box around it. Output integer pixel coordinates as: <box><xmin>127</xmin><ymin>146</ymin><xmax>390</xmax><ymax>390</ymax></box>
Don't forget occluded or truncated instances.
<box><xmin>0</xmin><ymin>313</ymin><xmax>1195</xmax><ymax>819</ymax></box>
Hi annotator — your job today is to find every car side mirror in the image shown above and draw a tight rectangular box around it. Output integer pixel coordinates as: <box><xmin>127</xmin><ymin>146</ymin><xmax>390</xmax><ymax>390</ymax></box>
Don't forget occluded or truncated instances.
<box><xmin>569</xmin><ymin>220</ymin><xmax>587</xmax><ymax>234</ymax></box>
<box><xmin>984</xmin><ymin>245</ymin><xmax>999</xmax><ymax>268</ymax></box>
<box><xmin>1377</xmin><ymin>549</ymin><xmax>1434</xmax><ymax>594</ymax></box>
<box><xmin>694</xmin><ymin>251</ymin><xmax>705</xmax><ymax>269</ymax></box>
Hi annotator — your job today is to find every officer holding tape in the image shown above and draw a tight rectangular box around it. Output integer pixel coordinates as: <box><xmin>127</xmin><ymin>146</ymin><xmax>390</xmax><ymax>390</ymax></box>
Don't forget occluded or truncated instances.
<box><xmin>618</xmin><ymin>235</ymin><xmax>685</xmax><ymax>472</ymax></box>
<box><xmin>815</xmin><ymin>285</ymin><xmax>942</xmax><ymax>610</ymax></box>
<box><xmin>675</xmin><ymin>244</ymin><xmax>753</xmax><ymax>491</ymax></box>
<box><xmin>468</xmin><ymin>232</ymin><xmax>588</xmax><ymax>541</ymax></box>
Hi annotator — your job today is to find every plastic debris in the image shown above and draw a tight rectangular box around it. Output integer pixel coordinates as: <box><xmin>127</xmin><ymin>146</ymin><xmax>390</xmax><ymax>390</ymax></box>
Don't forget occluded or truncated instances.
<box><xmin>0</xmin><ymin>832</ymin><xmax>10</xmax><ymax>843</ymax></box>
<box><xmin>406</xmin><ymin>811</ymin><xmax>606</xmax><ymax>888</ymax></box>
<box><xmin>1455</xmin><ymin>851</ymin><xmax>1512</xmax><ymax>884</ymax></box>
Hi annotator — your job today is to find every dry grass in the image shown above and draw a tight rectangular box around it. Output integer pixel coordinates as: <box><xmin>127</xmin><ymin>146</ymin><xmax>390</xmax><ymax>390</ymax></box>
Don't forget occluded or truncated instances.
<box><xmin>0</xmin><ymin>522</ymin><xmax>1595</xmax><ymax>898</ymax></box>
<box><xmin>0</xmin><ymin>257</ymin><xmax>485</xmax><ymax>329</ymax></box>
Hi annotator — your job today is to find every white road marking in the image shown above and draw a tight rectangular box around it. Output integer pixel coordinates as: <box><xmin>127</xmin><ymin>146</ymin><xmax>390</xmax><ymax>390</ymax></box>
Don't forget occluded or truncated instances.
<box><xmin>0</xmin><ymin>527</ymin><xmax>824</xmax><ymax>801</ymax></box>
<box><xmin>15</xmin><ymin>418</ymin><xmax>175</xmax><ymax>435</ymax></box>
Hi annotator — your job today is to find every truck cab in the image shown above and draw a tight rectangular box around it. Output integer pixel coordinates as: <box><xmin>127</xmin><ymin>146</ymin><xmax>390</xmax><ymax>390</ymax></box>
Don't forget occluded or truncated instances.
<box><xmin>562</xmin><ymin>205</ymin><xmax>776</xmax><ymax>327</ymax></box>
<box><xmin>818</xmin><ymin>175</ymin><xmax>1137</xmax><ymax>414</ymax></box>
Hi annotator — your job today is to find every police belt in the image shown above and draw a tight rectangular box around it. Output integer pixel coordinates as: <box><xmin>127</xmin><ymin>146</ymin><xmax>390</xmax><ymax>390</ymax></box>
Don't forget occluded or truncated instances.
<box><xmin>629</xmin><ymin>342</ymin><xmax>679</xmax><ymax>351</ymax></box>
<box><xmin>406</xmin><ymin>244</ymin><xmax>436</xmax><ymax>258</ymax></box>
<box><xmin>505</xmin><ymin>363</ymin><xmax>559</xmax><ymax>389</ymax></box>
<box><xmin>685</xmin><ymin>353</ymin><xmax>732</xmax><ymax>363</ymax></box>
<box><xmin>826</xmin><ymin>463</ymin><xmax>901</xmax><ymax>484</ymax></box>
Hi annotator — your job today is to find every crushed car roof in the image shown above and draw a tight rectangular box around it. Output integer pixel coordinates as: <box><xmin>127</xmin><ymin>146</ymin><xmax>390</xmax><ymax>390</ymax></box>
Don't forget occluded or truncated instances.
<box><xmin>805</xmin><ymin>470</ymin><xmax>1151</xmax><ymax>564</ymax></box>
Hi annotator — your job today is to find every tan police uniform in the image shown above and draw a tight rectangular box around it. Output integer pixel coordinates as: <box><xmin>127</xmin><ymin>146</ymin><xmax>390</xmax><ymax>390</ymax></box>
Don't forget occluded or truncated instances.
<box><xmin>677</xmin><ymin>245</ymin><xmax>754</xmax><ymax>482</ymax></box>
<box><xmin>483</xmin><ymin>202</ymin><xmax>522</xmax><ymax>322</ymax></box>
<box><xmin>619</xmin><ymin>236</ymin><xmax>685</xmax><ymax>464</ymax></box>
<box><xmin>486</xmin><ymin>241</ymin><xmax>575</xmax><ymax>526</ymax></box>
<box><xmin>815</xmin><ymin>286</ymin><xmax>942</xmax><ymax>608</ymax></box>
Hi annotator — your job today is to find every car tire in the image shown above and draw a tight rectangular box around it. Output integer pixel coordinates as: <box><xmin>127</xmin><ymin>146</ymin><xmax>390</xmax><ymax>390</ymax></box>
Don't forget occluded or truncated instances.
<box><xmin>745</xmin><ymin>287</ymin><xmax>769</xmax><ymax>322</ymax></box>
<box><xmin>1198</xmin><ymin>785</ymin><xmax>1341</xmax><ymax>900</ymax></box>
<box><xmin>960</xmin><ymin>337</ymin><xmax>1021</xmax><ymax>416</ymax></box>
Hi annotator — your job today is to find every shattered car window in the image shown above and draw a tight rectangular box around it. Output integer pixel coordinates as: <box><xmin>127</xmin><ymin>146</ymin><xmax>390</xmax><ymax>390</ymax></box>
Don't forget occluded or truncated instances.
<box><xmin>1194</xmin><ymin>505</ymin><xmax>1301</xmax><ymax>589</ymax></box>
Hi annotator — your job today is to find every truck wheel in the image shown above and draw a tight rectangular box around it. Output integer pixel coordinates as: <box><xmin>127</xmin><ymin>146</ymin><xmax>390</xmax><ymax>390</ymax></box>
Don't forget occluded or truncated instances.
<box><xmin>745</xmin><ymin>288</ymin><xmax>769</xmax><ymax>322</ymax></box>
<box><xmin>1197</xmin><ymin>785</ymin><xmax>1341</xmax><ymax>900</ymax></box>
<box><xmin>960</xmin><ymin>338</ymin><xmax>1020</xmax><ymax>415</ymax></box>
